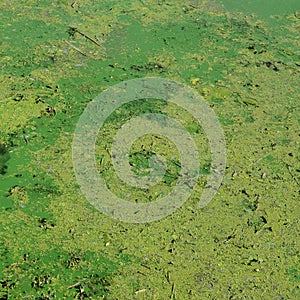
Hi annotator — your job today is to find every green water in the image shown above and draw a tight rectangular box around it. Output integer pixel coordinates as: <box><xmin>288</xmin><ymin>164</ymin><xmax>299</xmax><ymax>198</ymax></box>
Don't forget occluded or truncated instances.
<box><xmin>0</xmin><ymin>0</ymin><xmax>299</xmax><ymax>299</ymax></box>
<box><xmin>222</xmin><ymin>0</ymin><xmax>299</xmax><ymax>19</ymax></box>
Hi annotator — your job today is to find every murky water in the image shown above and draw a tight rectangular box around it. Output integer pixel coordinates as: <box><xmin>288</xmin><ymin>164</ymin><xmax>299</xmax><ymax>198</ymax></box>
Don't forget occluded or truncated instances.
<box><xmin>0</xmin><ymin>1</ymin><xmax>299</xmax><ymax>298</ymax></box>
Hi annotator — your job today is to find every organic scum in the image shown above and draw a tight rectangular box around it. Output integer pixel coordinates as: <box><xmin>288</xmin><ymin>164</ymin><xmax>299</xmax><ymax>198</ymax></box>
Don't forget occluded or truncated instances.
<box><xmin>0</xmin><ymin>0</ymin><xmax>299</xmax><ymax>299</ymax></box>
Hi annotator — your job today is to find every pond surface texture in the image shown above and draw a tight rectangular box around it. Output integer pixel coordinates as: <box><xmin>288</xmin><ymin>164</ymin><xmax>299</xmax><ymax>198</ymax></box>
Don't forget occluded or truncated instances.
<box><xmin>0</xmin><ymin>0</ymin><xmax>299</xmax><ymax>299</ymax></box>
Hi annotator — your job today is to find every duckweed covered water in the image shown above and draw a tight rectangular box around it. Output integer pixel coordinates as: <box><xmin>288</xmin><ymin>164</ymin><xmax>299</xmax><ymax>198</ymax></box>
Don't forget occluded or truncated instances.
<box><xmin>0</xmin><ymin>0</ymin><xmax>299</xmax><ymax>298</ymax></box>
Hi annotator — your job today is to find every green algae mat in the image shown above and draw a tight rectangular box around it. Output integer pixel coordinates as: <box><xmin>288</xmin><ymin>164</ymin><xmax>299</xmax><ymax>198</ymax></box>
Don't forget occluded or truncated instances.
<box><xmin>0</xmin><ymin>0</ymin><xmax>299</xmax><ymax>299</ymax></box>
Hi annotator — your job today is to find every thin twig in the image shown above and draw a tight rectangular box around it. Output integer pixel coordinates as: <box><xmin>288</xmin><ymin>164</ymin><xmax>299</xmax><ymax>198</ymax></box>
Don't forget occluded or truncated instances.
<box><xmin>64</xmin><ymin>39</ymin><xmax>87</xmax><ymax>56</ymax></box>
<box><xmin>140</xmin><ymin>263</ymin><xmax>151</xmax><ymax>269</ymax></box>
<box><xmin>137</xmin><ymin>270</ymin><xmax>146</xmax><ymax>276</ymax></box>
<box><xmin>171</xmin><ymin>283</ymin><xmax>176</xmax><ymax>299</ymax></box>
<box><xmin>74</xmin><ymin>28</ymin><xmax>103</xmax><ymax>47</ymax></box>
<box><xmin>71</xmin><ymin>0</ymin><xmax>79</xmax><ymax>8</ymax></box>
<box><xmin>67</xmin><ymin>282</ymin><xmax>81</xmax><ymax>289</ymax></box>
<box><xmin>135</xmin><ymin>289</ymin><xmax>146</xmax><ymax>294</ymax></box>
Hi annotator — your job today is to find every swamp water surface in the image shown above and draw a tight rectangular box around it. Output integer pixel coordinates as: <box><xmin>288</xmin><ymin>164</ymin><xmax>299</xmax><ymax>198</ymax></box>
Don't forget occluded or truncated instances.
<box><xmin>0</xmin><ymin>0</ymin><xmax>299</xmax><ymax>299</ymax></box>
